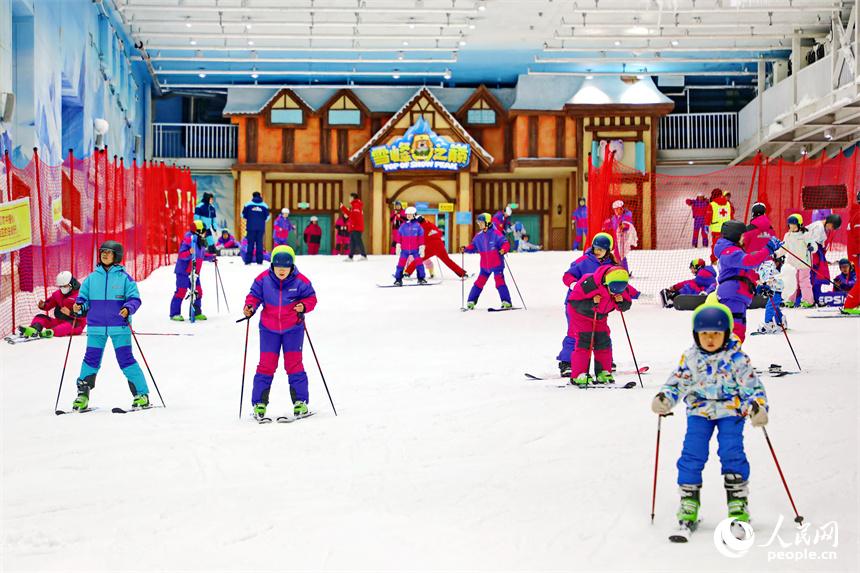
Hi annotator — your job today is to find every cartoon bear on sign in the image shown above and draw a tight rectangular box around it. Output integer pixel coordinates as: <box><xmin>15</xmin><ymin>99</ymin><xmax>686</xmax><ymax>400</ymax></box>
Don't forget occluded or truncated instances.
<box><xmin>411</xmin><ymin>133</ymin><xmax>434</xmax><ymax>160</ymax></box>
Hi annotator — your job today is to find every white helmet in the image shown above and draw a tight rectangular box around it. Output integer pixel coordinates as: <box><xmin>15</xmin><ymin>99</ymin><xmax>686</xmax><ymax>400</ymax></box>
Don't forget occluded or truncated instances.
<box><xmin>310</xmin><ymin>216</ymin><xmax>318</xmax><ymax>222</ymax></box>
<box><xmin>56</xmin><ymin>271</ymin><xmax>73</xmax><ymax>287</ymax></box>
<box><xmin>612</xmin><ymin>200</ymin><xmax>624</xmax><ymax>209</ymax></box>
<box><xmin>405</xmin><ymin>206</ymin><xmax>417</xmax><ymax>215</ymax></box>
<box><xmin>282</xmin><ymin>208</ymin><xmax>290</xmax><ymax>215</ymax></box>
<box><xmin>505</xmin><ymin>205</ymin><xmax>513</xmax><ymax>216</ymax></box>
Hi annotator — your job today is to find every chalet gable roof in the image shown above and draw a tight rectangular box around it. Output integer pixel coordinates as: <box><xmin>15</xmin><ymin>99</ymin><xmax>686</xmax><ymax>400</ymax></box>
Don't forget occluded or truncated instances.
<box><xmin>349</xmin><ymin>87</ymin><xmax>494</xmax><ymax>166</ymax></box>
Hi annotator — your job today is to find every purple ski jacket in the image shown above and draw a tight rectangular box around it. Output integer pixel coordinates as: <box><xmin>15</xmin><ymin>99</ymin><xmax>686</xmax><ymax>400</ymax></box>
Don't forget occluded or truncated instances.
<box><xmin>396</xmin><ymin>219</ymin><xmax>425</xmax><ymax>251</ymax></box>
<box><xmin>464</xmin><ymin>228</ymin><xmax>510</xmax><ymax>271</ymax></box>
<box><xmin>245</xmin><ymin>267</ymin><xmax>317</xmax><ymax>334</ymax></box>
<box><xmin>175</xmin><ymin>231</ymin><xmax>205</xmax><ymax>276</ymax></box>
<box><xmin>714</xmin><ymin>237</ymin><xmax>770</xmax><ymax>303</ymax></box>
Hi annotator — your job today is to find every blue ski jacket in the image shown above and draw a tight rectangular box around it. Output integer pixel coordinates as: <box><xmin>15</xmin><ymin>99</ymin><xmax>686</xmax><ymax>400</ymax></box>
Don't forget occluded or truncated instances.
<box><xmin>75</xmin><ymin>264</ymin><xmax>142</xmax><ymax>335</ymax></box>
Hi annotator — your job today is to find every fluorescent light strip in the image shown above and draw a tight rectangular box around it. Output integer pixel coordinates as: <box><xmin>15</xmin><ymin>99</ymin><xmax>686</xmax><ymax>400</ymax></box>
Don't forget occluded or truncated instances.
<box><xmin>121</xmin><ymin>4</ymin><xmax>479</xmax><ymax>15</ymax></box>
<box><xmin>156</xmin><ymin>69</ymin><xmax>449</xmax><ymax>76</ymax></box>
<box><xmin>151</xmin><ymin>56</ymin><xmax>458</xmax><ymax>63</ymax></box>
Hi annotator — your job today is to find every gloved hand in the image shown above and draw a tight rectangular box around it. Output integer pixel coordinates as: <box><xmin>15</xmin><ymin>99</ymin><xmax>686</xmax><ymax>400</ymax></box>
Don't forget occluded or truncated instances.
<box><xmin>651</xmin><ymin>393</ymin><xmax>672</xmax><ymax>415</ymax></box>
<box><xmin>757</xmin><ymin>284</ymin><xmax>774</xmax><ymax>297</ymax></box>
<box><xmin>766</xmin><ymin>236</ymin><xmax>784</xmax><ymax>253</ymax></box>
<box><xmin>749</xmin><ymin>401</ymin><xmax>768</xmax><ymax>427</ymax></box>
<box><xmin>806</xmin><ymin>243</ymin><xmax>815</xmax><ymax>253</ymax></box>
<box><xmin>243</xmin><ymin>304</ymin><xmax>255</xmax><ymax>318</ymax></box>
<box><xmin>459</xmin><ymin>246</ymin><xmax>466</xmax><ymax>253</ymax></box>
<box><xmin>419</xmin><ymin>245</ymin><xmax>425</xmax><ymax>258</ymax></box>
<box><xmin>396</xmin><ymin>244</ymin><xmax>401</xmax><ymax>256</ymax></box>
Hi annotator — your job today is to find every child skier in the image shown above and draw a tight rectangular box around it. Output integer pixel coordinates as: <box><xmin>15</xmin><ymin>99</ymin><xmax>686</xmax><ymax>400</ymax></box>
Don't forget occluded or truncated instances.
<box><xmin>274</xmin><ymin>208</ymin><xmax>296</xmax><ymax>248</ymax></box>
<box><xmin>170</xmin><ymin>221</ymin><xmax>206</xmax><ymax>321</ymax></box>
<box><xmin>460</xmin><ymin>213</ymin><xmax>511</xmax><ymax>309</ymax></box>
<box><xmin>780</xmin><ymin>214</ymin><xmax>816</xmax><ymax>307</ymax></box>
<box><xmin>660</xmin><ymin>259</ymin><xmax>717</xmax><ymax>308</ymax></box>
<box><xmin>303</xmin><ymin>217</ymin><xmax>322</xmax><ymax>255</ymax></box>
<box><xmin>393</xmin><ymin>206</ymin><xmax>427</xmax><ymax>286</ymax></box>
<box><xmin>713</xmin><ymin>220</ymin><xmax>782</xmax><ymax>341</ymax></box>
<box><xmin>517</xmin><ymin>233</ymin><xmax>542</xmax><ymax>252</ymax></box>
<box><xmin>755</xmin><ymin>254</ymin><xmax>795</xmax><ymax>334</ymax></box>
<box><xmin>334</xmin><ymin>213</ymin><xmax>349</xmax><ymax>256</ymax></box>
<box><xmin>243</xmin><ymin>246</ymin><xmax>317</xmax><ymax>422</ymax></box>
<box><xmin>572</xmin><ymin>197</ymin><xmax>588</xmax><ymax>250</ymax></box>
<box><xmin>17</xmin><ymin>271</ymin><xmax>86</xmax><ymax>338</ymax></box>
<box><xmin>566</xmin><ymin>266</ymin><xmax>632</xmax><ymax>385</ymax></box>
<box><xmin>555</xmin><ymin>232</ymin><xmax>618</xmax><ymax>376</ymax></box>
<box><xmin>742</xmin><ymin>202</ymin><xmax>775</xmax><ymax>255</ymax></box>
<box><xmin>833</xmin><ymin>258</ymin><xmax>856</xmax><ymax>293</ymax></box>
<box><xmin>806</xmin><ymin>213</ymin><xmax>842</xmax><ymax>305</ymax></box>
<box><xmin>651</xmin><ymin>301</ymin><xmax>768</xmax><ymax>542</ymax></box>
<box><xmin>217</xmin><ymin>229</ymin><xmax>238</xmax><ymax>249</ymax></box>
<box><xmin>71</xmin><ymin>241</ymin><xmax>149</xmax><ymax>411</ymax></box>
<box><xmin>193</xmin><ymin>192</ymin><xmax>218</xmax><ymax>254</ymax></box>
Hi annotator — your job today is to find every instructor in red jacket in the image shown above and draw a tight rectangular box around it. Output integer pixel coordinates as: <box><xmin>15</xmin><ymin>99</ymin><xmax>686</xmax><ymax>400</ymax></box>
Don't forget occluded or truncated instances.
<box><xmin>406</xmin><ymin>215</ymin><xmax>468</xmax><ymax>278</ymax></box>
<box><xmin>340</xmin><ymin>193</ymin><xmax>367</xmax><ymax>261</ymax></box>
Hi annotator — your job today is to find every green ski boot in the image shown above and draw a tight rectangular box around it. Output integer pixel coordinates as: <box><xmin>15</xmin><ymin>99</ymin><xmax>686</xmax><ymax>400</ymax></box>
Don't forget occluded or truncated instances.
<box><xmin>41</xmin><ymin>329</ymin><xmax>54</xmax><ymax>338</ymax></box>
<box><xmin>571</xmin><ymin>373</ymin><xmax>593</xmax><ymax>386</ymax></box>
<box><xmin>501</xmin><ymin>301</ymin><xmax>513</xmax><ymax>309</ymax></box>
<box><xmin>799</xmin><ymin>301</ymin><xmax>815</xmax><ymax>308</ymax></box>
<box><xmin>783</xmin><ymin>301</ymin><xmax>795</xmax><ymax>308</ymax></box>
<box><xmin>72</xmin><ymin>380</ymin><xmax>91</xmax><ymax>411</ymax></box>
<box><xmin>841</xmin><ymin>307</ymin><xmax>860</xmax><ymax>315</ymax></box>
<box><xmin>466</xmin><ymin>301</ymin><xmax>476</xmax><ymax>310</ymax></box>
<box><xmin>194</xmin><ymin>314</ymin><xmax>208</xmax><ymax>320</ymax></box>
<box><xmin>670</xmin><ymin>484</ymin><xmax>701</xmax><ymax>542</ymax></box>
<box><xmin>294</xmin><ymin>401</ymin><xmax>309</xmax><ymax>417</ymax></box>
<box><xmin>252</xmin><ymin>403</ymin><xmax>269</xmax><ymax>422</ymax></box>
<box><xmin>595</xmin><ymin>370</ymin><xmax>616</xmax><ymax>385</ymax></box>
<box><xmin>170</xmin><ymin>315</ymin><xmax>185</xmax><ymax>321</ymax></box>
<box><xmin>132</xmin><ymin>394</ymin><xmax>150</xmax><ymax>410</ymax></box>
<box><xmin>725</xmin><ymin>473</ymin><xmax>750</xmax><ymax>522</ymax></box>
<box><xmin>20</xmin><ymin>326</ymin><xmax>38</xmax><ymax>337</ymax></box>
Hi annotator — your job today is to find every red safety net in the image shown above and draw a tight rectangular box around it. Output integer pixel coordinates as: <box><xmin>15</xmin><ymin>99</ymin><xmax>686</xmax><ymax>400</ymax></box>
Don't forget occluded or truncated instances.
<box><xmin>587</xmin><ymin>152</ymin><xmax>854</xmax><ymax>303</ymax></box>
<box><xmin>0</xmin><ymin>149</ymin><xmax>196</xmax><ymax>336</ymax></box>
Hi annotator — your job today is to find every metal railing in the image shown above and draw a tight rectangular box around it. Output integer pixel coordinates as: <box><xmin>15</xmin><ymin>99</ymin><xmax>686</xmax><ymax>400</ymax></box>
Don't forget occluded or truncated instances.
<box><xmin>658</xmin><ymin>112</ymin><xmax>739</xmax><ymax>150</ymax></box>
<box><xmin>152</xmin><ymin>123</ymin><xmax>238</xmax><ymax>159</ymax></box>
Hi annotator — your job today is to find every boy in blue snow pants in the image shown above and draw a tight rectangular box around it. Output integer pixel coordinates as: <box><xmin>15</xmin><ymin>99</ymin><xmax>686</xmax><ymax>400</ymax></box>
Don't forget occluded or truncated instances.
<box><xmin>72</xmin><ymin>241</ymin><xmax>149</xmax><ymax>411</ymax></box>
<box><xmin>651</xmin><ymin>302</ymin><xmax>768</xmax><ymax>537</ymax></box>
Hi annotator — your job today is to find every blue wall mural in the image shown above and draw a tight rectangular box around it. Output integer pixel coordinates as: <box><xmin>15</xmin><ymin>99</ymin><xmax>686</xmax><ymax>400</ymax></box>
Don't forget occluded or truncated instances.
<box><xmin>0</xmin><ymin>0</ymin><xmax>149</xmax><ymax>168</ymax></box>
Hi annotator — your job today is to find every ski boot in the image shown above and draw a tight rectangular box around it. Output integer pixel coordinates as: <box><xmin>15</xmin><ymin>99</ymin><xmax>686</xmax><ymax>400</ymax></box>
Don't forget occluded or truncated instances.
<box><xmin>466</xmin><ymin>301</ymin><xmax>476</xmax><ymax>310</ymax></box>
<box><xmin>293</xmin><ymin>401</ymin><xmax>309</xmax><ymax>417</ymax></box>
<box><xmin>417</xmin><ymin>278</ymin><xmax>428</xmax><ymax>285</ymax></box>
<box><xmin>194</xmin><ymin>314</ymin><xmax>208</xmax><ymax>320</ymax></box>
<box><xmin>394</xmin><ymin>278</ymin><xmax>403</xmax><ymax>286</ymax></box>
<box><xmin>558</xmin><ymin>361</ymin><xmax>572</xmax><ymax>377</ymax></box>
<box><xmin>841</xmin><ymin>307</ymin><xmax>860</xmax><ymax>315</ymax></box>
<box><xmin>783</xmin><ymin>301</ymin><xmax>795</xmax><ymax>308</ymax></box>
<box><xmin>40</xmin><ymin>329</ymin><xmax>54</xmax><ymax>338</ymax></box>
<box><xmin>670</xmin><ymin>484</ymin><xmax>701</xmax><ymax>542</ymax></box>
<box><xmin>429</xmin><ymin>269</ymin><xmax>435</xmax><ymax>278</ymax></box>
<box><xmin>170</xmin><ymin>315</ymin><xmax>185</xmax><ymax>321</ymax></box>
<box><xmin>132</xmin><ymin>394</ymin><xmax>150</xmax><ymax>410</ymax></box>
<box><xmin>595</xmin><ymin>370</ymin><xmax>616</xmax><ymax>385</ymax></box>
<box><xmin>799</xmin><ymin>301</ymin><xmax>815</xmax><ymax>308</ymax></box>
<box><xmin>501</xmin><ymin>301</ymin><xmax>513</xmax><ymax>309</ymax></box>
<box><xmin>659</xmin><ymin>288</ymin><xmax>675</xmax><ymax>308</ymax></box>
<box><xmin>725</xmin><ymin>473</ymin><xmax>750</xmax><ymax>522</ymax></box>
<box><xmin>72</xmin><ymin>380</ymin><xmax>91</xmax><ymax>411</ymax></box>
<box><xmin>252</xmin><ymin>403</ymin><xmax>269</xmax><ymax>423</ymax></box>
<box><xmin>571</xmin><ymin>373</ymin><xmax>593</xmax><ymax>387</ymax></box>
<box><xmin>19</xmin><ymin>326</ymin><xmax>38</xmax><ymax>338</ymax></box>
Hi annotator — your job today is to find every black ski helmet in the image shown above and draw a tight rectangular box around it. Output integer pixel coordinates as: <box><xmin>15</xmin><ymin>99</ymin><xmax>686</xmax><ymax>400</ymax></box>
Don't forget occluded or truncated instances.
<box><xmin>825</xmin><ymin>213</ymin><xmax>842</xmax><ymax>230</ymax></box>
<box><xmin>720</xmin><ymin>220</ymin><xmax>747</xmax><ymax>243</ymax></box>
<box><xmin>98</xmin><ymin>240</ymin><xmax>124</xmax><ymax>264</ymax></box>
<box><xmin>751</xmin><ymin>203</ymin><xmax>766</xmax><ymax>218</ymax></box>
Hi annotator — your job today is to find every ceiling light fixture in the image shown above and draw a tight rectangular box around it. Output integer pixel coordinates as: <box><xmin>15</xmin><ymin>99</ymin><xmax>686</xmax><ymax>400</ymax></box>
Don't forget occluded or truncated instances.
<box><xmin>398</xmin><ymin>51</ymin><xmax>404</xmax><ymax>60</ymax></box>
<box><xmin>614</xmin><ymin>40</ymin><xmax>621</xmax><ymax>46</ymax></box>
<box><xmin>671</xmin><ymin>40</ymin><xmax>679</xmax><ymax>46</ymax></box>
<box><xmin>468</xmin><ymin>19</ymin><xmax>476</xmax><ymax>29</ymax></box>
<box><xmin>800</xmin><ymin>146</ymin><xmax>808</xmax><ymax>155</ymax></box>
<box><xmin>190</xmin><ymin>39</ymin><xmax>197</xmax><ymax>45</ymax></box>
<box><xmin>444</xmin><ymin>68</ymin><xmax>451</xmax><ymax>79</ymax></box>
<box><xmin>408</xmin><ymin>18</ymin><xmax>416</xmax><ymax>29</ymax></box>
<box><xmin>586</xmin><ymin>74</ymin><xmax>594</xmax><ymax>80</ymax></box>
<box><xmin>825</xmin><ymin>128</ymin><xmax>833</xmax><ymax>139</ymax></box>
<box><xmin>251</xmin><ymin>66</ymin><xmax>258</xmax><ymax>79</ymax></box>
<box><xmin>198</xmin><ymin>72</ymin><xmax>206</xmax><ymax>78</ymax></box>
<box><xmin>402</xmin><ymin>40</ymin><xmax>409</xmax><ymax>46</ymax></box>
<box><xmin>393</xmin><ymin>70</ymin><xmax>400</xmax><ymax>79</ymax></box>
<box><xmin>246</xmin><ymin>24</ymin><xmax>253</xmax><ymax>29</ymax></box>
<box><xmin>248</xmin><ymin>40</ymin><xmax>254</xmax><ymax>45</ymax></box>
<box><xmin>185</xmin><ymin>18</ymin><xmax>192</xmax><ymax>28</ymax></box>
<box><xmin>477</xmin><ymin>0</ymin><xmax>487</xmax><ymax>11</ymax></box>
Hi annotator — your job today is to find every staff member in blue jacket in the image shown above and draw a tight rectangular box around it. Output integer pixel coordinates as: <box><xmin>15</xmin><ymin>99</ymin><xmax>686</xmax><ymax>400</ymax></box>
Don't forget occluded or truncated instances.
<box><xmin>71</xmin><ymin>241</ymin><xmax>149</xmax><ymax>411</ymax></box>
<box><xmin>242</xmin><ymin>191</ymin><xmax>270</xmax><ymax>265</ymax></box>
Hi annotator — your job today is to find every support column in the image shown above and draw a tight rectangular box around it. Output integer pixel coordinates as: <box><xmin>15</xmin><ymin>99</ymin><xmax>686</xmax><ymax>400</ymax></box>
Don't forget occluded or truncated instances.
<box><xmin>372</xmin><ymin>171</ymin><xmax>384</xmax><ymax>254</ymax></box>
<box><xmin>456</xmin><ymin>170</ymin><xmax>472</xmax><ymax>250</ymax></box>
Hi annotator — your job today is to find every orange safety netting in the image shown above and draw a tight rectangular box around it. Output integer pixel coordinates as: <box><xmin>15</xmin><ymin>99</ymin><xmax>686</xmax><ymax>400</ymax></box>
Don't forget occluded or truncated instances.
<box><xmin>587</xmin><ymin>151</ymin><xmax>856</xmax><ymax>303</ymax></box>
<box><xmin>1</xmin><ymin>149</ymin><xmax>196</xmax><ymax>336</ymax></box>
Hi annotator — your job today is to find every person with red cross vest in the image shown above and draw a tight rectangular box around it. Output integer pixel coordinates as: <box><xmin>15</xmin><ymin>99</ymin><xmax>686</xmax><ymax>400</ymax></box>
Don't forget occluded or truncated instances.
<box><xmin>707</xmin><ymin>188</ymin><xmax>733</xmax><ymax>263</ymax></box>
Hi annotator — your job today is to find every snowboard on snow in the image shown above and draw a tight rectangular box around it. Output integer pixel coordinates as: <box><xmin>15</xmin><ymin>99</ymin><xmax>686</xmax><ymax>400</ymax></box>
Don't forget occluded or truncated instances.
<box><xmin>672</xmin><ymin>294</ymin><xmax>768</xmax><ymax>311</ymax></box>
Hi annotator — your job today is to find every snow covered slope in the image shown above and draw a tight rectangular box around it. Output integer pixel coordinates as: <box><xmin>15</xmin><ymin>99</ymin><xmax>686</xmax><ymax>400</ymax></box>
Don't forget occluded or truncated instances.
<box><xmin>1</xmin><ymin>251</ymin><xmax>857</xmax><ymax>572</ymax></box>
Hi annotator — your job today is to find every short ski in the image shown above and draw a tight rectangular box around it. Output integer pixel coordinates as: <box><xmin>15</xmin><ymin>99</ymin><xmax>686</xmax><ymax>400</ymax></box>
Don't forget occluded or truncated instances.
<box><xmin>808</xmin><ymin>312</ymin><xmax>858</xmax><ymax>318</ymax></box>
<box><xmin>754</xmin><ymin>364</ymin><xmax>799</xmax><ymax>377</ymax></box>
<box><xmin>377</xmin><ymin>281</ymin><xmax>442</xmax><ymax>288</ymax></box>
<box><xmin>669</xmin><ymin>521</ymin><xmax>700</xmax><ymax>543</ymax></box>
<box><xmin>5</xmin><ymin>335</ymin><xmax>43</xmax><ymax>345</ymax></box>
<box><xmin>276</xmin><ymin>412</ymin><xmax>317</xmax><ymax>423</ymax></box>
<box><xmin>525</xmin><ymin>366</ymin><xmax>648</xmax><ymax>381</ymax></box>
<box><xmin>55</xmin><ymin>407</ymin><xmax>100</xmax><ymax>415</ymax></box>
<box><xmin>111</xmin><ymin>405</ymin><xmax>163</xmax><ymax>414</ymax></box>
<box><xmin>487</xmin><ymin>307</ymin><xmax>522</xmax><ymax>312</ymax></box>
<box><xmin>554</xmin><ymin>381</ymin><xmax>637</xmax><ymax>389</ymax></box>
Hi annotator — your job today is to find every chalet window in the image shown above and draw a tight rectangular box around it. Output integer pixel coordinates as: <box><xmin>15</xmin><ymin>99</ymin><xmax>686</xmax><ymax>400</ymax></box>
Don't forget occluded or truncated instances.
<box><xmin>328</xmin><ymin>109</ymin><xmax>362</xmax><ymax>125</ymax></box>
<box><xmin>269</xmin><ymin>94</ymin><xmax>304</xmax><ymax>127</ymax></box>
<box><xmin>467</xmin><ymin>109</ymin><xmax>496</xmax><ymax>124</ymax></box>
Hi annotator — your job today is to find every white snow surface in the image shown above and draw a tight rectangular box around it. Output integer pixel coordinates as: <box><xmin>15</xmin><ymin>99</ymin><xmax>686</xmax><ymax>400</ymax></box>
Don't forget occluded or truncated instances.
<box><xmin>1</xmin><ymin>251</ymin><xmax>858</xmax><ymax>572</ymax></box>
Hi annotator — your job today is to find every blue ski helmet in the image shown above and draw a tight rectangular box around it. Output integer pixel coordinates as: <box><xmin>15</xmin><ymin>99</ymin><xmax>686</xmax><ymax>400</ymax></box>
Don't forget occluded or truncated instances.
<box><xmin>692</xmin><ymin>302</ymin><xmax>733</xmax><ymax>352</ymax></box>
<box><xmin>787</xmin><ymin>213</ymin><xmax>803</xmax><ymax>228</ymax></box>
<box><xmin>591</xmin><ymin>232</ymin><xmax>614</xmax><ymax>252</ymax></box>
<box><xmin>477</xmin><ymin>213</ymin><xmax>492</xmax><ymax>227</ymax></box>
<box><xmin>271</xmin><ymin>245</ymin><xmax>295</xmax><ymax>268</ymax></box>
<box><xmin>838</xmin><ymin>257</ymin><xmax>850</xmax><ymax>267</ymax></box>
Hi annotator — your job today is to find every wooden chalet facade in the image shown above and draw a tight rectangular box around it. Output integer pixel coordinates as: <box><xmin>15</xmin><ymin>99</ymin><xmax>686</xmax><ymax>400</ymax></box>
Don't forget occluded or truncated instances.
<box><xmin>224</xmin><ymin>75</ymin><xmax>673</xmax><ymax>254</ymax></box>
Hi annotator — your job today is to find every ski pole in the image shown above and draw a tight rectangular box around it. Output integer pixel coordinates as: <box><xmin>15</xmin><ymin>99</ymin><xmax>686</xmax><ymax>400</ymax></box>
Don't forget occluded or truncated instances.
<box><xmin>782</xmin><ymin>248</ymin><xmax>835</xmax><ymax>288</ymax></box>
<box><xmin>299</xmin><ymin>315</ymin><xmax>337</xmax><ymax>416</ymax></box>
<box><xmin>461</xmin><ymin>249</ymin><xmax>466</xmax><ymax>310</ymax></box>
<box><xmin>214</xmin><ymin>258</ymin><xmax>230</xmax><ymax>312</ymax></box>
<box><xmin>615</xmin><ymin>300</ymin><xmax>645</xmax><ymax>388</ymax></box>
<box><xmin>503</xmin><ymin>253</ymin><xmax>527</xmax><ymax>310</ymax></box>
<box><xmin>586</xmin><ymin>307</ymin><xmax>598</xmax><ymax>384</ymax></box>
<box><xmin>126</xmin><ymin>320</ymin><xmax>166</xmax><ymax>407</ymax></box>
<box><xmin>54</xmin><ymin>317</ymin><xmax>78</xmax><ymax>413</ymax></box>
<box><xmin>762</xmin><ymin>427</ymin><xmax>804</xmax><ymax>525</ymax></box>
<box><xmin>134</xmin><ymin>332</ymin><xmax>195</xmax><ymax>336</ymax></box>
<box><xmin>651</xmin><ymin>412</ymin><xmax>673</xmax><ymax>524</ymax></box>
<box><xmin>766</xmin><ymin>293</ymin><xmax>802</xmax><ymax>371</ymax></box>
<box><xmin>238</xmin><ymin>315</ymin><xmax>250</xmax><ymax>420</ymax></box>
<box><xmin>214</xmin><ymin>259</ymin><xmax>220</xmax><ymax>313</ymax></box>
